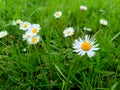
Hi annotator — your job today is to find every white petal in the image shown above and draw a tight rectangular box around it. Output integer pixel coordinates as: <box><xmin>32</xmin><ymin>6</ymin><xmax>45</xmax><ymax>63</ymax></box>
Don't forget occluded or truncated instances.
<box><xmin>91</xmin><ymin>47</ymin><xmax>99</xmax><ymax>51</ymax></box>
<box><xmin>78</xmin><ymin>51</ymin><xmax>86</xmax><ymax>56</ymax></box>
<box><xmin>87</xmin><ymin>51</ymin><xmax>95</xmax><ymax>57</ymax></box>
<box><xmin>73</xmin><ymin>49</ymin><xmax>81</xmax><ymax>53</ymax></box>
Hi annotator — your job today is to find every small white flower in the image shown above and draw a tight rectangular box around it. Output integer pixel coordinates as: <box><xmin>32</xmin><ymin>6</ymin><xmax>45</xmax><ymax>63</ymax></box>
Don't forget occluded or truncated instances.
<box><xmin>27</xmin><ymin>35</ymin><xmax>40</xmax><ymax>44</ymax></box>
<box><xmin>63</xmin><ymin>27</ymin><xmax>74</xmax><ymax>37</ymax></box>
<box><xmin>12</xmin><ymin>21</ymin><xmax>17</xmax><ymax>25</ymax></box>
<box><xmin>23</xmin><ymin>48</ymin><xmax>27</xmax><ymax>52</ymax></box>
<box><xmin>20</xmin><ymin>22</ymin><xmax>31</xmax><ymax>30</ymax></box>
<box><xmin>16</xmin><ymin>20</ymin><xmax>23</xmax><ymax>24</ymax></box>
<box><xmin>73</xmin><ymin>35</ymin><xmax>99</xmax><ymax>57</ymax></box>
<box><xmin>0</xmin><ymin>31</ymin><xmax>8</xmax><ymax>38</ymax></box>
<box><xmin>100</xmin><ymin>19</ymin><xmax>108</xmax><ymax>25</ymax></box>
<box><xmin>28</xmin><ymin>24</ymin><xmax>41</xmax><ymax>35</ymax></box>
<box><xmin>12</xmin><ymin>20</ymin><xmax>22</xmax><ymax>25</ymax></box>
<box><xmin>80</xmin><ymin>5</ymin><xmax>87</xmax><ymax>11</ymax></box>
<box><xmin>83</xmin><ymin>27</ymin><xmax>92</xmax><ymax>31</ymax></box>
<box><xmin>22</xmin><ymin>31</ymin><xmax>33</xmax><ymax>40</ymax></box>
<box><xmin>54</xmin><ymin>11</ymin><xmax>62</xmax><ymax>18</ymax></box>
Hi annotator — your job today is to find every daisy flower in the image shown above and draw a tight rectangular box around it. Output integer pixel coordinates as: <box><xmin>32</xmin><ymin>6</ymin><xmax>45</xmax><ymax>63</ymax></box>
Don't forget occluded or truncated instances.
<box><xmin>54</xmin><ymin>11</ymin><xmax>62</xmax><ymax>18</ymax></box>
<box><xmin>0</xmin><ymin>31</ymin><xmax>8</xmax><ymax>38</ymax></box>
<box><xmin>20</xmin><ymin>22</ymin><xmax>31</xmax><ymax>30</ymax></box>
<box><xmin>100</xmin><ymin>19</ymin><xmax>108</xmax><ymax>25</ymax></box>
<box><xmin>12</xmin><ymin>20</ymin><xmax>23</xmax><ymax>25</ymax></box>
<box><xmin>23</xmin><ymin>48</ymin><xmax>27</xmax><ymax>52</ymax></box>
<box><xmin>28</xmin><ymin>24</ymin><xmax>41</xmax><ymax>35</ymax></box>
<box><xmin>63</xmin><ymin>27</ymin><xmax>74</xmax><ymax>37</ymax></box>
<box><xmin>83</xmin><ymin>27</ymin><xmax>92</xmax><ymax>31</ymax></box>
<box><xmin>73</xmin><ymin>35</ymin><xmax>99</xmax><ymax>57</ymax></box>
<box><xmin>22</xmin><ymin>31</ymin><xmax>33</xmax><ymax>40</ymax></box>
<box><xmin>80</xmin><ymin>5</ymin><xmax>87</xmax><ymax>11</ymax></box>
<box><xmin>27</xmin><ymin>35</ymin><xmax>40</xmax><ymax>44</ymax></box>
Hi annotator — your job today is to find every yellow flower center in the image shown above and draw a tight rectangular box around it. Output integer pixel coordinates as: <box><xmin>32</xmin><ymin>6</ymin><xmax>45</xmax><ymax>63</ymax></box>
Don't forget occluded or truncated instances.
<box><xmin>23</xmin><ymin>24</ymin><xmax>28</xmax><ymax>28</ymax></box>
<box><xmin>102</xmin><ymin>21</ymin><xmax>105</xmax><ymax>24</ymax></box>
<box><xmin>1</xmin><ymin>34</ymin><xmax>5</xmax><ymax>37</ymax></box>
<box><xmin>32</xmin><ymin>37</ymin><xmax>37</xmax><ymax>43</ymax></box>
<box><xmin>56</xmin><ymin>13</ymin><xmax>61</xmax><ymax>16</ymax></box>
<box><xmin>32</xmin><ymin>28</ymin><xmax>38</xmax><ymax>34</ymax></box>
<box><xmin>16</xmin><ymin>21</ymin><xmax>20</xmax><ymax>24</ymax></box>
<box><xmin>81</xmin><ymin>42</ymin><xmax>91</xmax><ymax>51</ymax></box>
<box><xmin>66</xmin><ymin>31</ymin><xmax>71</xmax><ymax>35</ymax></box>
<box><xmin>26</xmin><ymin>34</ymin><xmax>30</xmax><ymax>38</ymax></box>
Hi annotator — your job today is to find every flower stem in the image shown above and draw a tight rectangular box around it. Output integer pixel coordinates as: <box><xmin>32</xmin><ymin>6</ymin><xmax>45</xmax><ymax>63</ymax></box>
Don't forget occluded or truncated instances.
<box><xmin>64</xmin><ymin>58</ymin><xmax>77</xmax><ymax>90</ymax></box>
<box><xmin>41</xmin><ymin>38</ymin><xmax>48</xmax><ymax>53</ymax></box>
<box><xmin>34</xmin><ymin>45</ymin><xmax>41</xmax><ymax>65</ymax></box>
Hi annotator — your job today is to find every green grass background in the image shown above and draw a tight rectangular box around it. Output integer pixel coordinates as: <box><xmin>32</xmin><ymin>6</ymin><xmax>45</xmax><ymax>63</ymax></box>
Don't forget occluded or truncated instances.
<box><xmin>0</xmin><ymin>0</ymin><xmax>120</xmax><ymax>90</ymax></box>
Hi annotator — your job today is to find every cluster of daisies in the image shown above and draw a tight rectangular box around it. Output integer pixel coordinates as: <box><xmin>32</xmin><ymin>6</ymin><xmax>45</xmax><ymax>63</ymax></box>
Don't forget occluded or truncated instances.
<box><xmin>0</xmin><ymin>5</ymin><xmax>108</xmax><ymax>58</ymax></box>
<box><xmin>12</xmin><ymin>20</ymin><xmax>41</xmax><ymax>44</ymax></box>
<box><xmin>54</xmin><ymin>5</ymin><xmax>108</xmax><ymax>57</ymax></box>
<box><xmin>62</xmin><ymin>27</ymin><xmax>99</xmax><ymax>57</ymax></box>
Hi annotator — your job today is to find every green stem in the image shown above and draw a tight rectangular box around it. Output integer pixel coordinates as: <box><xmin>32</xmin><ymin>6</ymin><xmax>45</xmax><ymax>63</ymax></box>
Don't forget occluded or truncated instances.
<box><xmin>41</xmin><ymin>38</ymin><xmax>48</xmax><ymax>53</ymax></box>
<box><xmin>34</xmin><ymin>45</ymin><xmax>41</xmax><ymax>65</ymax></box>
<box><xmin>93</xmin><ymin>25</ymin><xmax>102</xmax><ymax>37</ymax></box>
<box><xmin>0</xmin><ymin>40</ymin><xmax>7</xmax><ymax>47</ymax></box>
<box><xmin>90</xmin><ymin>58</ymin><xmax>93</xmax><ymax>74</ymax></box>
<box><xmin>65</xmin><ymin>38</ymin><xmax>68</xmax><ymax>49</ymax></box>
<box><xmin>64</xmin><ymin>58</ymin><xmax>77</xmax><ymax>90</ymax></box>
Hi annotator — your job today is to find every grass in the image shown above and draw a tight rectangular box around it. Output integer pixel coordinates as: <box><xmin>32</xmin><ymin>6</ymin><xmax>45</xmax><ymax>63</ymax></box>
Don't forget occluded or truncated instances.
<box><xmin>0</xmin><ymin>0</ymin><xmax>120</xmax><ymax>90</ymax></box>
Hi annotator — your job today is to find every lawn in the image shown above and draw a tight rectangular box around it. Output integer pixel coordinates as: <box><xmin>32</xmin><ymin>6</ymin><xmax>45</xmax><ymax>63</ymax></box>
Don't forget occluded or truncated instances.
<box><xmin>0</xmin><ymin>0</ymin><xmax>120</xmax><ymax>90</ymax></box>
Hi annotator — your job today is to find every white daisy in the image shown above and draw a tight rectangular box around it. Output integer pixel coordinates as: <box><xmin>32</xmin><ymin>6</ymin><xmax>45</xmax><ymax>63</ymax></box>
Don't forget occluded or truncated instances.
<box><xmin>27</xmin><ymin>35</ymin><xmax>40</xmax><ymax>44</ymax></box>
<box><xmin>100</xmin><ymin>19</ymin><xmax>108</xmax><ymax>25</ymax></box>
<box><xmin>80</xmin><ymin>5</ymin><xmax>87</xmax><ymax>11</ymax></box>
<box><xmin>0</xmin><ymin>31</ymin><xmax>8</xmax><ymax>38</ymax></box>
<box><xmin>12</xmin><ymin>21</ymin><xmax>17</xmax><ymax>25</ymax></box>
<box><xmin>20</xmin><ymin>22</ymin><xmax>31</xmax><ymax>30</ymax></box>
<box><xmin>22</xmin><ymin>31</ymin><xmax>33</xmax><ymax>40</ymax></box>
<box><xmin>83</xmin><ymin>27</ymin><xmax>92</xmax><ymax>31</ymax></box>
<box><xmin>54</xmin><ymin>11</ymin><xmax>62</xmax><ymax>18</ymax></box>
<box><xmin>28</xmin><ymin>24</ymin><xmax>41</xmax><ymax>35</ymax></box>
<box><xmin>63</xmin><ymin>27</ymin><xmax>74</xmax><ymax>37</ymax></box>
<box><xmin>23</xmin><ymin>48</ymin><xmax>27</xmax><ymax>52</ymax></box>
<box><xmin>73</xmin><ymin>35</ymin><xmax>99</xmax><ymax>57</ymax></box>
<box><xmin>12</xmin><ymin>20</ymin><xmax>23</xmax><ymax>25</ymax></box>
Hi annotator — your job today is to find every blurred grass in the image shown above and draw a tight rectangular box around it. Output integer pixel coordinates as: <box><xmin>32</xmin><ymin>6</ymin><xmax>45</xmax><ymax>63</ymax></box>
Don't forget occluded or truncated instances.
<box><xmin>0</xmin><ymin>0</ymin><xmax>120</xmax><ymax>90</ymax></box>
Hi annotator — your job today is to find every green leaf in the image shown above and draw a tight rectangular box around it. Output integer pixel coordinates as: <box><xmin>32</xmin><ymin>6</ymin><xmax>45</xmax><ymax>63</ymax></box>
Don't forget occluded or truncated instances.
<box><xmin>111</xmin><ymin>82</ymin><xmax>118</xmax><ymax>90</ymax></box>
<box><xmin>99</xmin><ymin>71</ymin><xmax>115</xmax><ymax>76</ymax></box>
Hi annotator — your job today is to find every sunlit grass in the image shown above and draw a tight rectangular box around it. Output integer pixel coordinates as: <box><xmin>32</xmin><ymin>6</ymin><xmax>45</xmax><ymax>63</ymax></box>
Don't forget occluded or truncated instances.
<box><xmin>0</xmin><ymin>0</ymin><xmax>120</xmax><ymax>90</ymax></box>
